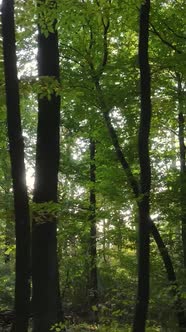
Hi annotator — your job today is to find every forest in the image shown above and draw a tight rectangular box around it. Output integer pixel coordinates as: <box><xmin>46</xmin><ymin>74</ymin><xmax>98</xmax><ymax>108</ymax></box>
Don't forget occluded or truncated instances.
<box><xmin>0</xmin><ymin>0</ymin><xmax>186</xmax><ymax>331</ymax></box>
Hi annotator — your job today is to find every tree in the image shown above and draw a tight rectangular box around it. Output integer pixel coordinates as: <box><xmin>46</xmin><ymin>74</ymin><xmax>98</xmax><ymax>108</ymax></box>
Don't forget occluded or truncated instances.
<box><xmin>132</xmin><ymin>1</ymin><xmax>151</xmax><ymax>330</ymax></box>
<box><xmin>31</xmin><ymin>1</ymin><xmax>62</xmax><ymax>331</ymax></box>
<box><xmin>1</xmin><ymin>0</ymin><xmax>31</xmax><ymax>331</ymax></box>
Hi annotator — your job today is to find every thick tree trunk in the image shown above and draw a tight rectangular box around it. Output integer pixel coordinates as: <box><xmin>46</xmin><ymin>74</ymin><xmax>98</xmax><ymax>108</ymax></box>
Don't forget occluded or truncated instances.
<box><xmin>1</xmin><ymin>1</ymin><xmax>31</xmax><ymax>331</ymax></box>
<box><xmin>32</xmin><ymin>1</ymin><xmax>62</xmax><ymax>331</ymax></box>
<box><xmin>88</xmin><ymin>139</ymin><xmax>98</xmax><ymax>320</ymax></box>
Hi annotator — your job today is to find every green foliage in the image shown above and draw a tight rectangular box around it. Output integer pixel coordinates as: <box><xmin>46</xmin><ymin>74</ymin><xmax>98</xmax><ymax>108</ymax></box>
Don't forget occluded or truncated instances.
<box><xmin>0</xmin><ymin>0</ymin><xmax>186</xmax><ymax>330</ymax></box>
<box><xmin>31</xmin><ymin>201</ymin><xmax>61</xmax><ymax>224</ymax></box>
<box><xmin>50</xmin><ymin>321</ymin><xmax>130</xmax><ymax>332</ymax></box>
<box><xmin>0</xmin><ymin>265</ymin><xmax>14</xmax><ymax>310</ymax></box>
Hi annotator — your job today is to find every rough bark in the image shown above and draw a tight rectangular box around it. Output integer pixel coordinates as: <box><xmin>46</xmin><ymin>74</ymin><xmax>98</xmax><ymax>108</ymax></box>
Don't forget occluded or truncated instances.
<box><xmin>1</xmin><ymin>0</ymin><xmax>31</xmax><ymax>331</ymax></box>
<box><xmin>32</xmin><ymin>1</ymin><xmax>62</xmax><ymax>331</ymax></box>
<box><xmin>88</xmin><ymin>139</ymin><xmax>98</xmax><ymax>320</ymax></box>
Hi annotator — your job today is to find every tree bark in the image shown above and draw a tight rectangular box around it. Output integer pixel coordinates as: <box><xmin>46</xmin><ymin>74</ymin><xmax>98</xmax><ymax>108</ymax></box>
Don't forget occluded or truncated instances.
<box><xmin>1</xmin><ymin>1</ymin><xmax>31</xmax><ymax>331</ymax></box>
<box><xmin>32</xmin><ymin>1</ymin><xmax>62</xmax><ymax>331</ymax></box>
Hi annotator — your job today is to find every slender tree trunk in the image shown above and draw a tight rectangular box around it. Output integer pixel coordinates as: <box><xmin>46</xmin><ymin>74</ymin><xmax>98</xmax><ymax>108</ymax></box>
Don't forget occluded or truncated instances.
<box><xmin>132</xmin><ymin>1</ymin><xmax>151</xmax><ymax>331</ymax></box>
<box><xmin>175</xmin><ymin>71</ymin><xmax>186</xmax><ymax>331</ymax></box>
<box><xmin>1</xmin><ymin>1</ymin><xmax>31</xmax><ymax>331</ymax></box>
<box><xmin>88</xmin><ymin>138</ymin><xmax>98</xmax><ymax>320</ymax></box>
<box><xmin>176</xmin><ymin>73</ymin><xmax>186</xmax><ymax>269</ymax></box>
<box><xmin>32</xmin><ymin>1</ymin><xmax>63</xmax><ymax>331</ymax></box>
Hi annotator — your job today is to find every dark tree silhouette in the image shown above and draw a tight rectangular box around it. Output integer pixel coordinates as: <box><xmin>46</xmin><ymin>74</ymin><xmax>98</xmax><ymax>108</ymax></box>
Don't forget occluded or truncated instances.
<box><xmin>132</xmin><ymin>1</ymin><xmax>151</xmax><ymax>331</ymax></box>
<box><xmin>1</xmin><ymin>0</ymin><xmax>31</xmax><ymax>331</ymax></box>
<box><xmin>32</xmin><ymin>1</ymin><xmax>62</xmax><ymax>331</ymax></box>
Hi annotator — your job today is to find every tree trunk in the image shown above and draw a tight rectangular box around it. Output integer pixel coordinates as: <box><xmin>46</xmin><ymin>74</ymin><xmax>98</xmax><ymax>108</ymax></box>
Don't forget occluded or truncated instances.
<box><xmin>132</xmin><ymin>1</ymin><xmax>151</xmax><ymax>331</ymax></box>
<box><xmin>1</xmin><ymin>1</ymin><xmax>31</xmax><ymax>331</ymax></box>
<box><xmin>176</xmin><ymin>73</ymin><xmax>186</xmax><ymax>269</ymax></box>
<box><xmin>32</xmin><ymin>1</ymin><xmax>62</xmax><ymax>331</ymax></box>
<box><xmin>88</xmin><ymin>138</ymin><xmax>98</xmax><ymax>320</ymax></box>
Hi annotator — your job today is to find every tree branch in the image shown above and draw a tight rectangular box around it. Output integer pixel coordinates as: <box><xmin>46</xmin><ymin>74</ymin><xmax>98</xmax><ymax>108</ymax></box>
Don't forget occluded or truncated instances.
<box><xmin>94</xmin><ymin>80</ymin><xmax>139</xmax><ymax>198</ymax></box>
<box><xmin>60</xmin><ymin>43</ymin><xmax>84</xmax><ymax>57</ymax></box>
<box><xmin>164</xmin><ymin>22</ymin><xmax>186</xmax><ymax>41</ymax></box>
<box><xmin>150</xmin><ymin>23</ymin><xmax>182</xmax><ymax>54</ymax></box>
